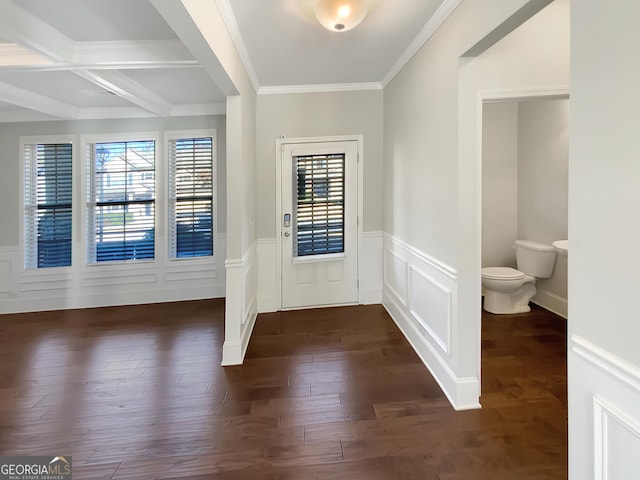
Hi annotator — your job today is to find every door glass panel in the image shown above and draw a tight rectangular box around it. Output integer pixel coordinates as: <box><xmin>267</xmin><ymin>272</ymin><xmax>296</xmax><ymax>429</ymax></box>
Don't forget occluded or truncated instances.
<box><xmin>294</xmin><ymin>153</ymin><xmax>345</xmax><ymax>257</ymax></box>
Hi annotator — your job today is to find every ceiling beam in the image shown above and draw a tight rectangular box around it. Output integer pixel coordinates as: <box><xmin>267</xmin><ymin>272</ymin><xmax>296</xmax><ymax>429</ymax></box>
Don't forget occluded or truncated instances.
<box><xmin>73</xmin><ymin>40</ymin><xmax>198</xmax><ymax>68</ymax></box>
<box><xmin>0</xmin><ymin>43</ymin><xmax>53</xmax><ymax>67</ymax></box>
<box><xmin>0</xmin><ymin>39</ymin><xmax>199</xmax><ymax>71</ymax></box>
<box><xmin>0</xmin><ymin>80</ymin><xmax>78</xmax><ymax>119</ymax></box>
<box><xmin>0</xmin><ymin>0</ymin><xmax>74</xmax><ymax>63</ymax></box>
<box><xmin>73</xmin><ymin>69</ymin><xmax>173</xmax><ymax>117</ymax></box>
<box><xmin>150</xmin><ymin>0</ymin><xmax>238</xmax><ymax>96</ymax></box>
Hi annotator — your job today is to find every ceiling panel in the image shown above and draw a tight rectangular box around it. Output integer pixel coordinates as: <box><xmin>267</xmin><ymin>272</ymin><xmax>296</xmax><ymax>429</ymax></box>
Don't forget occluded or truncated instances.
<box><xmin>124</xmin><ymin>67</ymin><xmax>226</xmax><ymax>105</ymax></box>
<box><xmin>0</xmin><ymin>70</ymin><xmax>135</xmax><ymax>107</ymax></box>
<box><xmin>0</xmin><ymin>99</ymin><xmax>18</xmax><ymax>111</ymax></box>
<box><xmin>16</xmin><ymin>0</ymin><xmax>177</xmax><ymax>42</ymax></box>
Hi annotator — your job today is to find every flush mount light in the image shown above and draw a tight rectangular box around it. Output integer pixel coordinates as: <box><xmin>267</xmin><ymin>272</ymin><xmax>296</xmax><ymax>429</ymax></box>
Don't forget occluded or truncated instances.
<box><xmin>313</xmin><ymin>0</ymin><xmax>368</xmax><ymax>32</ymax></box>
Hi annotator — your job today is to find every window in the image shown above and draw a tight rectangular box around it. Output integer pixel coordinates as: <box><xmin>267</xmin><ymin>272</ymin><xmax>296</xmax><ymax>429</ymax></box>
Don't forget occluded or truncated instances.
<box><xmin>24</xmin><ymin>141</ymin><xmax>73</xmax><ymax>269</ymax></box>
<box><xmin>294</xmin><ymin>153</ymin><xmax>345</xmax><ymax>256</ymax></box>
<box><xmin>168</xmin><ymin>135</ymin><xmax>214</xmax><ymax>259</ymax></box>
<box><xmin>86</xmin><ymin>139</ymin><xmax>155</xmax><ymax>263</ymax></box>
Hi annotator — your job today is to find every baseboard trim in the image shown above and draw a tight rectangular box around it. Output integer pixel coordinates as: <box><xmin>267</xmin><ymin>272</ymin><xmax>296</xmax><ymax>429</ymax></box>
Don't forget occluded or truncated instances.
<box><xmin>0</xmin><ymin>286</ymin><xmax>225</xmax><ymax>314</ymax></box>
<box><xmin>532</xmin><ymin>288</ymin><xmax>567</xmax><ymax>318</ymax></box>
<box><xmin>222</xmin><ymin>307</ymin><xmax>257</xmax><ymax>366</ymax></box>
<box><xmin>359</xmin><ymin>288</ymin><xmax>382</xmax><ymax>305</ymax></box>
<box><xmin>383</xmin><ymin>290</ymin><xmax>480</xmax><ymax>411</ymax></box>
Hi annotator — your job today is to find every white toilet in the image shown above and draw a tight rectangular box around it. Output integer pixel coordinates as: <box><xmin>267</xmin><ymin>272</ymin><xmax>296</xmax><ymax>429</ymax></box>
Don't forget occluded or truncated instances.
<box><xmin>481</xmin><ymin>240</ymin><xmax>557</xmax><ymax>314</ymax></box>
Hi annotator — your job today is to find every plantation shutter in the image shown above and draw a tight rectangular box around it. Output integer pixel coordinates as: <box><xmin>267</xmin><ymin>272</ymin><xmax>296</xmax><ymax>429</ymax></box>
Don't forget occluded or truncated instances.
<box><xmin>87</xmin><ymin>140</ymin><xmax>155</xmax><ymax>263</ymax></box>
<box><xmin>24</xmin><ymin>143</ymin><xmax>73</xmax><ymax>269</ymax></box>
<box><xmin>168</xmin><ymin>137</ymin><xmax>214</xmax><ymax>258</ymax></box>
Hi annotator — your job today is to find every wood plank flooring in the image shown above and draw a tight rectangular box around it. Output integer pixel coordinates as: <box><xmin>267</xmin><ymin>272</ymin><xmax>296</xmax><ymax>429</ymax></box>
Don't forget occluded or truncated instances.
<box><xmin>0</xmin><ymin>300</ymin><xmax>567</xmax><ymax>479</ymax></box>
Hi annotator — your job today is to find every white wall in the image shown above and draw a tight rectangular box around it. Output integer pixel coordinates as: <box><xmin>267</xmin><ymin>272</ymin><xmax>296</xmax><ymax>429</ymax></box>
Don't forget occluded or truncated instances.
<box><xmin>482</xmin><ymin>102</ymin><xmax>519</xmax><ymax>268</ymax></box>
<box><xmin>256</xmin><ymin>90</ymin><xmax>383</xmax><ymax>236</ymax></box>
<box><xmin>0</xmin><ymin>116</ymin><xmax>227</xmax><ymax>314</ymax></box>
<box><xmin>384</xmin><ymin>0</ymin><xmax>568</xmax><ymax>409</ymax></box>
<box><xmin>569</xmin><ymin>1</ymin><xmax>640</xmax><ymax>478</ymax></box>
<box><xmin>518</xmin><ymin>99</ymin><xmax>569</xmax><ymax>313</ymax></box>
<box><xmin>255</xmin><ymin>90</ymin><xmax>384</xmax><ymax>311</ymax></box>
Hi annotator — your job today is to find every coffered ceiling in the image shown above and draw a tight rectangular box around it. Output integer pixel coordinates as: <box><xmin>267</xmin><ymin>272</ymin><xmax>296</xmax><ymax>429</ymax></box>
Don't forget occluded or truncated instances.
<box><xmin>0</xmin><ymin>0</ymin><xmax>457</xmax><ymax>122</ymax></box>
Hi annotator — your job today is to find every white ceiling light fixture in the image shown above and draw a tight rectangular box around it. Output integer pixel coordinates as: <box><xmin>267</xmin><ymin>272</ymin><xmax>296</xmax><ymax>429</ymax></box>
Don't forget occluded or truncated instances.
<box><xmin>313</xmin><ymin>0</ymin><xmax>369</xmax><ymax>32</ymax></box>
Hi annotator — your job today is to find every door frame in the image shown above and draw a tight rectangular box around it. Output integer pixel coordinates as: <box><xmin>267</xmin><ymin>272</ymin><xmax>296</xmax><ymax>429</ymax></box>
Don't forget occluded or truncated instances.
<box><xmin>275</xmin><ymin>134</ymin><xmax>364</xmax><ymax>311</ymax></box>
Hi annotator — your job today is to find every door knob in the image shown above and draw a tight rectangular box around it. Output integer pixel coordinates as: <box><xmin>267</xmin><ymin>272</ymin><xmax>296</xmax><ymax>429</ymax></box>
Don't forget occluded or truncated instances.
<box><xmin>284</xmin><ymin>232</ymin><xmax>290</xmax><ymax>237</ymax></box>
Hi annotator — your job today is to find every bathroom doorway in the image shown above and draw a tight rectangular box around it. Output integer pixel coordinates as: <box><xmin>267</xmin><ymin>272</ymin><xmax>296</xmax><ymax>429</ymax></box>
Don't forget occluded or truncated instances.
<box><xmin>480</xmin><ymin>95</ymin><xmax>570</xmax><ymax>399</ymax></box>
<box><xmin>455</xmin><ymin>0</ymin><xmax>569</xmax><ymax>408</ymax></box>
<box><xmin>481</xmin><ymin>97</ymin><xmax>569</xmax><ymax>318</ymax></box>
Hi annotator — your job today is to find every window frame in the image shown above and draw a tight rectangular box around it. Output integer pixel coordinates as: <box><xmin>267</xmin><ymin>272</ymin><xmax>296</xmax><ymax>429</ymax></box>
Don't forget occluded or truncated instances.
<box><xmin>165</xmin><ymin>129</ymin><xmax>217</xmax><ymax>263</ymax></box>
<box><xmin>20</xmin><ymin>135</ymin><xmax>75</xmax><ymax>271</ymax></box>
<box><xmin>81</xmin><ymin>132</ymin><xmax>159</xmax><ymax>266</ymax></box>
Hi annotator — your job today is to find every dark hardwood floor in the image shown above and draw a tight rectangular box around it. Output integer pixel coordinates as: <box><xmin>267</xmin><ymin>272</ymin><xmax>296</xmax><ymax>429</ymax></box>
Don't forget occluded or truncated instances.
<box><xmin>0</xmin><ymin>300</ymin><xmax>567</xmax><ymax>479</ymax></box>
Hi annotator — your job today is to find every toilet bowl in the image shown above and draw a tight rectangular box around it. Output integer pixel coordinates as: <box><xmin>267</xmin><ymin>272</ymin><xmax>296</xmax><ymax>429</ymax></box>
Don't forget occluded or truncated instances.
<box><xmin>482</xmin><ymin>240</ymin><xmax>556</xmax><ymax>314</ymax></box>
<box><xmin>482</xmin><ymin>267</ymin><xmax>536</xmax><ymax>314</ymax></box>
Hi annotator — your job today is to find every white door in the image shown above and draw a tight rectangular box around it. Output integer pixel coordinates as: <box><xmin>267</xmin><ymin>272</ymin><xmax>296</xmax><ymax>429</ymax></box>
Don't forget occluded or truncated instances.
<box><xmin>281</xmin><ymin>141</ymin><xmax>358</xmax><ymax>309</ymax></box>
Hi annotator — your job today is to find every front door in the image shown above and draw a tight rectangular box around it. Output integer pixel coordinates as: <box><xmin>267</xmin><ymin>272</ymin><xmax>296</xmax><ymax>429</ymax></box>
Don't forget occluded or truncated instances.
<box><xmin>281</xmin><ymin>141</ymin><xmax>358</xmax><ymax>309</ymax></box>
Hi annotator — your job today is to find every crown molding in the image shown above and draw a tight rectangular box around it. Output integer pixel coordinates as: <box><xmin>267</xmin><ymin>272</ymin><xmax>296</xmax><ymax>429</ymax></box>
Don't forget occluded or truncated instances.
<box><xmin>382</xmin><ymin>0</ymin><xmax>462</xmax><ymax>87</ymax></box>
<box><xmin>259</xmin><ymin>82</ymin><xmax>383</xmax><ymax>95</ymax></box>
<box><xmin>0</xmin><ymin>108</ymin><xmax>60</xmax><ymax>123</ymax></box>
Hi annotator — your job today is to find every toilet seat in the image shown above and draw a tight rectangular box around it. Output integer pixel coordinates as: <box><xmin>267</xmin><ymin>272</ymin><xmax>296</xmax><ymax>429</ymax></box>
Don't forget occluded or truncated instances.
<box><xmin>481</xmin><ymin>267</ymin><xmax>525</xmax><ymax>280</ymax></box>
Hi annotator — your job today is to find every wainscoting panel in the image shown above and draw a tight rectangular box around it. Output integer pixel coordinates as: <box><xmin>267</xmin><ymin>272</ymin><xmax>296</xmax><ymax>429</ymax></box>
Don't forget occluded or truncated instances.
<box><xmin>0</xmin><ymin>248</ymin><xmax>18</xmax><ymax>300</ymax></box>
<box><xmin>257</xmin><ymin>238</ymin><xmax>277</xmax><ymax>313</ymax></box>
<box><xmin>0</xmin><ymin>260</ymin><xmax>11</xmax><ymax>294</ymax></box>
<box><xmin>243</xmin><ymin>257</ymin><xmax>257</xmax><ymax>326</ymax></box>
<box><xmin>81</xmin><ymin>270</ymin><xmax>158</xmax><ymax>288</ymax></box>
<box><xmin>0</xmin><ymin>235</ymin><xmax>226</xmax><ymax>314</ymax></box>
<box><xmin>383</xmin><ymin>247</ymin><xmax>408</xmax><ymax>307</ymax></box>
<box><xmin>409</xmin><ymin>266</ymin><xmax>452</xmax><ymax>354</ymax></box>
<box><xmin>360</xmin><ymin>231</ymin><xmax>383</xmax><ymax>304</ymax></box>
<box><xmin>222</xmin><ymin>242</ymin><xmax>258</xmax><ymax>366</ymax></box>
<box><xmin>570</xmin><ymin>335</ymin><xmax>640</xmax><ymax>479</ymax></box>
<box><xmin>382</xmin><ymin>233</ymin><xmax>479</xmax><ymax>411</ymax></box>
<box><xmin>594</xmin><ymin>397</ymin><xmax>640</xmax><ymax>479</ymax></box>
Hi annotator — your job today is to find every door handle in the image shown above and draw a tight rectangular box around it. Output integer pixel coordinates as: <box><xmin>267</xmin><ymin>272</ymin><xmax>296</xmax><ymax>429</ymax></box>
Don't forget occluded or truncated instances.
<box><xmin>284</xmin><ymin>232</ymin><xmax>290</xmax><ymax>237</ymax></box>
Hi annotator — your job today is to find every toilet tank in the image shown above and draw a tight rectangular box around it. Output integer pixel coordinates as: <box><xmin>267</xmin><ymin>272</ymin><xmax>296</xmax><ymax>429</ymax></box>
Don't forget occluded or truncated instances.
<box><xmin>514</xmin><ymin>240</ymin><xmax>557</xmax><ymax>278</ymax></box>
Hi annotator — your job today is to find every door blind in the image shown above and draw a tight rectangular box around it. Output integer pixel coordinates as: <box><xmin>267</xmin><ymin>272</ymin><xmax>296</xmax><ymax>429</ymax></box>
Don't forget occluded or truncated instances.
<box><xmin>294</xmin><ymin>153</ymin><xmax>345</xmax><ymax>257</ymax></box>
